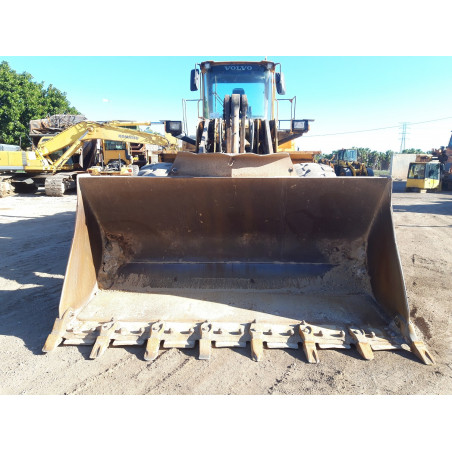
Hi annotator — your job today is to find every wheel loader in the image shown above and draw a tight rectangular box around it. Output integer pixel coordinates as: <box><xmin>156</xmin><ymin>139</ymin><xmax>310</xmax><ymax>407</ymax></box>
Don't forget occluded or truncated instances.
<box><xmin>43</xmin><ymin>60</ymin><xmax>433</xmax><ymax>365</ymax></box>
<box><xmin>320</xmin><ymin>148</ymin><xmax>374</xmax><ymax>176</ymax></box>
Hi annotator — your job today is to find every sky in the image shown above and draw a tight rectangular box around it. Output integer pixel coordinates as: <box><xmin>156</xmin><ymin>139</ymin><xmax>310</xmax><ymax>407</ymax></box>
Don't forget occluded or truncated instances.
<box><xmin>2</xmin><ymin>0</ymin><xmax>451</xmax><ymax>154</ymax></box>
<box><xmin>2</xmin><ymin>55</ymin><xmax>452</xmax><ymax>153</ymax></box>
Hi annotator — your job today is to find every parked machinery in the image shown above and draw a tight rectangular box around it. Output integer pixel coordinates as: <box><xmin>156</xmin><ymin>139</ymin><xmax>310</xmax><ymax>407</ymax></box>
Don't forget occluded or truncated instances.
<box><xmin>0</xmin><ymin>121</ymin><xmax>169</xmax><ymax>196</ymax></box>
<box><xmin>321</xmin><ymin>148</ymin><xmax>374</xmax><ymax>176</ymax></box>
<box><xmin>406</xmin><ymin>146</ymin><xmax>452</xmax><ymax>192</ymax></box>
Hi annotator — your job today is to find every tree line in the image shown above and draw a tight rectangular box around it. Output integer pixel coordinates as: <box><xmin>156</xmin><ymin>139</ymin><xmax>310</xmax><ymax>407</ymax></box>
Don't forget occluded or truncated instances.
<box><xmin>317</xmin><ymin>148</ymin><xmax>427</xmax><ymax>170</ymax></box>
<box><xmin>0</xmin><ymin>61</ymin><xmax>80</xmax><ymax>148</ymax></box>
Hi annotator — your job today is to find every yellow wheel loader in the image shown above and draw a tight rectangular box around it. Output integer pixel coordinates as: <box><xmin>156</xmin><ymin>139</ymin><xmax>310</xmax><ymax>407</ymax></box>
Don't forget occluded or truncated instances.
<box><xmin>0</xmin><ymin>121</ymin><xmax>169</xmax><ymax>196</ymax></box>
<box><xmin>321</xmin><ymin>149</ymin><xmax>374</xmax><ymax>176</ymax></box>
<box><xmin>43</xmin><ymin>60</ymin><xmax>433</xmax><ymax>365</ymax></box>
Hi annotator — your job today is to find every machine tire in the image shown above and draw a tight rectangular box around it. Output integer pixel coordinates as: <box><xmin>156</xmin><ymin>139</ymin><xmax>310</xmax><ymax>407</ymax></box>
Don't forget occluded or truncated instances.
<box><xmin>138</xmin><ymin>162</ymin><xmax>173</xmax><ymax>177</ymax></box>
<box><xmin>340</xmin><ymin>167</ymin><xmax>352</xmax><ymax>176</ymax></box>
<box><xmin>294</xmin><ymin>163</ymin><xmax>337</xmax><ymax>178</ymax></box>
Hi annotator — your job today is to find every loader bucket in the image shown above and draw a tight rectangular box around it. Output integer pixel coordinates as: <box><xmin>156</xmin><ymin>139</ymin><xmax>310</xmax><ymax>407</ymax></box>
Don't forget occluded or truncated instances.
<box><xmin>43</xmin><ymin>158</ymin><xmax>433</xmax><ymax>364</ymax></box>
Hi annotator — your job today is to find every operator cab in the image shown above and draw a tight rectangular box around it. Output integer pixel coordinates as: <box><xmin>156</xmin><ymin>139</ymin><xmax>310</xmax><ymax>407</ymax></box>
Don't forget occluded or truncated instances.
<box><xmin>39</xmin><ymin>136</ymin><xmax>75</xmax><ymax>165</ymax></box>
<box><xmin>191</xmin><ymin>61</ymin><xmax>286</xmax><ymax>120</ymax></box>
<box><xmin>198</xmin><ymin>61</ymin><xmax>278</xmax><ymax>120</ymax></box>
<box><xmin>407</xmin><ymin>162</ymin><xmax>440</xmax><ymax>181</ymax></box>
<box><xmin>102</xmin><ymin>140</ymin><xmax>133</xmax><ymax>167</ymax></box>
<box><xmin>406</xmin><ymin>161</ymin><xmax>441</xmax><ymax>192</ymax></box>
<box><xmin>335</xmin><ymin>149</ymin><xmax>358</xmax><ymax>162</ymax></box>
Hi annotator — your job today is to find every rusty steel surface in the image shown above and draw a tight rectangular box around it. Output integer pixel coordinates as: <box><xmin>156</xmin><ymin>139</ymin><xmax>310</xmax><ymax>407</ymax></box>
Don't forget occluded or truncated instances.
<box><xmin>171</xmin><ymin>152</ymin><xmax>294</xmax><ymax>177</ymax></box>
<box><xmin>43</xmin><ymin>173</ymin><xmax>433</xmax><ymax>364</ymax></box>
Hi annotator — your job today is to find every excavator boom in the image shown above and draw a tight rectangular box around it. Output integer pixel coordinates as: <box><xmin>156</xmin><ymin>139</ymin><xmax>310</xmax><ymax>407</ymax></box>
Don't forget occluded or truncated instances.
<box><xmin>0</xmin><ymin>120</ymin><xmax>170</xmax><ymax>197</ymax></box>
<box><xmin>38</xmin><ymin>121</ymin><xmax>169</xmax><ymax>170</ymax></box>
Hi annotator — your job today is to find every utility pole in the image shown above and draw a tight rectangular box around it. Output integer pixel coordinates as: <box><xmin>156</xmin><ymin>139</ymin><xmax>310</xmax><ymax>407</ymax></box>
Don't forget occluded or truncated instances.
<box><xmin>399</xmin><ymin>122</ymin><xmax>410</xmax><ymax>152</ymax></box>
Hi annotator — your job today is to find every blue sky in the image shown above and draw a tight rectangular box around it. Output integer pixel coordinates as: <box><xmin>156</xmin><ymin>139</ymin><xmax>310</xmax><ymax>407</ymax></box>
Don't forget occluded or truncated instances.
<box><xmin>3</xmin><ymin>56</ymin><xmax>452</xmax><ymax>152</ymax></box>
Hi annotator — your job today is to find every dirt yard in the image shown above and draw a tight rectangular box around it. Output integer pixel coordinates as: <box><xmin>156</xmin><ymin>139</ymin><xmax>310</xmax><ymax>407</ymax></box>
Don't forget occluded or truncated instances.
<box><xmin>0</xmin><ymin>181</ymin><xmax>451</xmax><ymax>395</ymax></box>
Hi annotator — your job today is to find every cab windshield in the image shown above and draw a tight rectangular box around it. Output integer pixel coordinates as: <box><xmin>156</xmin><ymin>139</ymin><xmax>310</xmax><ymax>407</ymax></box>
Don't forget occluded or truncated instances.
<box><xmin>203</xmin><ymin>64</ymin><xmax>272</xmax><ymax>120</ymax></box>
<box><xmin>336</xmin><ymin>149</ymin><xmax>358</xmax><ymax>161</ymax></box>
<box><xmin>408</xmin><ymin>163</ymin><xmax>426</xmax><ymax>179</ymax></box>
<box><xmin>104</xmin><ymin>140</ymin><xmax>127</xmax><ymax>151</ymax></box>
<box><xmin>48</xmin><ymin>145</ymin><xmax>74</xmax><ymax>164</ymax></box>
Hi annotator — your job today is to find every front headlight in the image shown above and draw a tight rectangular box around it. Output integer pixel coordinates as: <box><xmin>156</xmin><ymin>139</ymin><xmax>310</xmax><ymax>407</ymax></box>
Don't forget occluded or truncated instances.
<box><xmin>292</xmin><ymin>120</ymin><xmax>308</xmax><ymax>132</ymax></box>
<box><xmin>165</xmin><ymin>121</ymin><xmax>183</xmax><ymax>136</ymax></box>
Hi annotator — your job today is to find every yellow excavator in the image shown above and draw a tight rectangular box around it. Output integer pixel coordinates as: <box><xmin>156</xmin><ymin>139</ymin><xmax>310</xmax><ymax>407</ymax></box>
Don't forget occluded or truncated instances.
<box><xmin>106</xmin><ymin>120</ymin><xmax>181</xmax><ymax>164</ymax></box>
<box><xmin>43</xmin><ymin>60</ymin><xmax>433</xmax><ymax>366</ymax></box>
<box><xmin>0</xmin><ymin>121</ymin><xmax>169</xmax><ymax>196</ymax></box>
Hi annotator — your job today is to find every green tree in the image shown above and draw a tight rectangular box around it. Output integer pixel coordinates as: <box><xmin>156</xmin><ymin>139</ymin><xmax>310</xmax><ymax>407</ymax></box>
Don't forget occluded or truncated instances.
<box><xmin>381</xmin><ymin>150</ymin><xmax>393</xmax><ymax>170</ymax></box>
<box><xmin>317</xmin><ymin>147</ymin><xmax>395</xmax><ymax>170</ymax></box>
<box><xmin>401</xmin><ymin>148</ymin><xmax>423</xmax><ymax>154</ymax></box>
<box><xmin>0</xmin><ymin>61</ymin><xmax>80</xmax><ymax>148</ymax></box>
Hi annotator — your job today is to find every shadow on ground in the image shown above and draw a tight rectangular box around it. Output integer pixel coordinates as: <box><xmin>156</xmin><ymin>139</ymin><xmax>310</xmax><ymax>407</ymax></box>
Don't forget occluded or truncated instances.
<box><xmin>392</xmin><ymin>180</ymin><xmax>452</xmax><ymax>217</ymax></box>
<box><xmin>0</xmin><ymin>210</ymin><xmax>75</xmax><ymax>354</ymax></box>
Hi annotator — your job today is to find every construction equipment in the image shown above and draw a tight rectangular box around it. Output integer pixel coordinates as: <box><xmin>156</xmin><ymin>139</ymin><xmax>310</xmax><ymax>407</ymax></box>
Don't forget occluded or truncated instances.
<box><xmin>276</xmin><ymin>141</ymin><xmax>335</xmax><ymax>177</ymax></box>
<box><xmin>321</xmin><ymin>149</ymin><xmax>374</xmax><ymax>176</ymax></box>
<box><xmin>406</xmin><ymin>149</ymin><xmax>452</xmax><ymax>192</ymax></box>
<box><xmin>277</xmin><ymin>140</ymin><xmax>323</xmax><ymax>164</ymax></box>
<box><xmin>43</xmin><ymin>60</ymin><xmax>433</xmax><ymax>366</ymax></box>
<box><xmin>104</xmin><ymin>121</ymin><xmax>181</xmax><ymax>165</ymax></box>
<box><xmin>0</xmin><ymin>121</ymin><xmax>169</xmax><ymax>196</ymax></box>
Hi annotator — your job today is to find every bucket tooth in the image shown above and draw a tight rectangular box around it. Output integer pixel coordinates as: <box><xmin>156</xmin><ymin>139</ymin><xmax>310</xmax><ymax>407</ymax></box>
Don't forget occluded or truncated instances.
<box><xmin>43</xmin><ymin>309</ymin><xmax>75</xmax><ymax>352</ymax></box>
<box><xmin>299</xmin><ymin>324</ymin><xmax>320</xmax><ymax>363</ymax></box>
<box><xmin>89</xmin><ymin>321</ymin><xmax>118</xmax><ymax>359</ymax></box>
<box><xmin>250</xmin><ymin>322</ymin><xmax>264</xmax><ymax>362</ymax></box>
<box><xmin>411</xmin><ymin>341</ymin><xmax>435</xmax><ymax>365</ymax></box>
<box><xmin>355</xmin><ymin>342</ymin><xmax>374</xmax><ymax>361</ymax></box>
<box><xmin>400</xmin><ymin>321</ymin><xmax>435</xmax><ymax>365</ymax></box>
<box><xmin>303</xmin><ymin>341</ymin><xmax>319</xmax><ymax>364</ymax></box>
<box><xmin>144</xmin><ymin>321</ymin><xmax>165</xmax><ymax>361</ymax></box>
<box><xmin>199</xmin><ymin>321</ymin><xmax>212</xmax><ymax>360</ymax></box>
<box><xmin>349</xmin><ymin>328</ymin><xmax>375</xmax><ymax>361</ymax></box>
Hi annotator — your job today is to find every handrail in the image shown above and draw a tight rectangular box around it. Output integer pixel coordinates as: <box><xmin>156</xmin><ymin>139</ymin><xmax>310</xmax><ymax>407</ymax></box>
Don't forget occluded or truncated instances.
<box><xmin>182</xmin><ymin>99</ymin><xmax>202</xmax><ymax>136</ymax></box>
<box><xmin>276</xmin><ymin>96</ymin><xmax>297</xmax><ymax>130</ymax></box>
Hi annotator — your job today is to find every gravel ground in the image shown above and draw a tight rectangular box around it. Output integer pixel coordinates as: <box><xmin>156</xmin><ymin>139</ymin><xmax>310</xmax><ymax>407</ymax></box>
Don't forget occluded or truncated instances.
<box><xmin>0</xmin><ymin>181</ymin><xmax>451</xmax><ymax>395</ymax></box>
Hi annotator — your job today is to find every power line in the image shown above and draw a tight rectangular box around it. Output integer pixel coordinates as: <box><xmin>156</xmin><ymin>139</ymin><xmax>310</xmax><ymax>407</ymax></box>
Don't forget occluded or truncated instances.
<box><xmin>304</xmin><ymin>115</ymin><xmax>452</xmax><ymax>138</ymax></box>
<box><xmin>411</xmin><ymin>116</ymin><xmax>452</xmax><ymax>125</ymax></box>
<box><xmin>305</xmin><ymin>124</ymin><xmax>399</xmax><ymax>137</ymax></box>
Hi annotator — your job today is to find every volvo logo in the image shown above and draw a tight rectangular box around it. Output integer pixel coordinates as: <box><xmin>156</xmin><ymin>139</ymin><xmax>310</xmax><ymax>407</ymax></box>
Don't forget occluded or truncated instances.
<box><xmin>224</xmin><ymin>65</ymin><xmax>253</xmax><ymax>71</ymax></box>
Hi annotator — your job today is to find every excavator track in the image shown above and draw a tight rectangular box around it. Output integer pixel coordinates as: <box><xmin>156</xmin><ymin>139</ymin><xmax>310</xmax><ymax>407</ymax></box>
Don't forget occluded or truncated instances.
<box><xmin>44</xmin><ymin>173</ymin><xmax>77</xmax><ymax>197</ymax></box>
